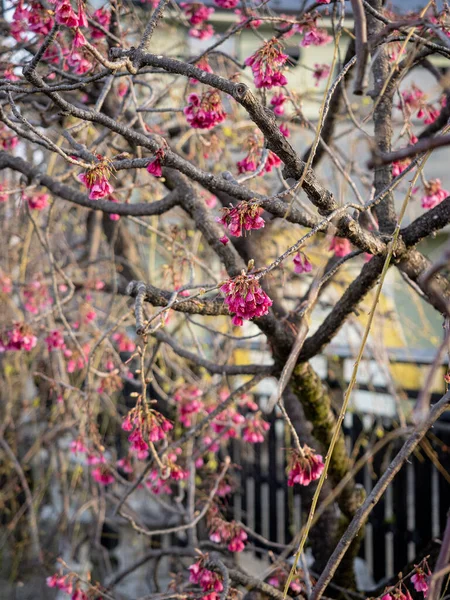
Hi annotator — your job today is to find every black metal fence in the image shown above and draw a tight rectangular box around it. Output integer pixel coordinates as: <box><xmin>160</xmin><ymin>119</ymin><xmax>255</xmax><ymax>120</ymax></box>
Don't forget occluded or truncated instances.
<box><xmin>228</xmin><ymin>347</ymin><xmax>450</xmax><ymax>587</ymax></box>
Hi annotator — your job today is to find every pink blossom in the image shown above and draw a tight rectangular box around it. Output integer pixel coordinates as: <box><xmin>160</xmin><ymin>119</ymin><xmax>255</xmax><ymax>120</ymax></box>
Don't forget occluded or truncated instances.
<box><xmin>219</xmin><ymin>235</ymin><xmax>229</xmax><ymax>245</ymax></box>
<box><xmin>190</xmin><ymin>57</ymin><xmax>213</xmax><ymax>84</ymax></box>
<box><xmin>329</xmin><ymin>236</ymin><xmax>351</xmax><ymax>257</ymax></box>
<box><xmin>145</xmin><ymin>469</ymin><xmax>172</xmax><ymax>494</ymax></box>
<box><xmin>221</xmin><ymin>273</ymin><xmax>272</xmax><ymax>325</ymax></box>
<box><xmin>112</xmin><ymin>332</ymin><xmax>135</xmax><ymax>353</ymax></box>
<box><xmin>174</xmin><ymin>384</ymin><xmax>204</xmax><ymax>427</ymax></box>
<box><xmin>46</xmin><ymin>575</ymin><xmax>73</xmax><ymax>593</ymax></box>
<box><xmin>279</xmin><ymin>123</ymin><xmax>290</xmax><ymax>137</ymax></box>
<box><xmin>0</xmin><ymin>273</ymin><xmax>12</xmax><ymax>293</ymax></box>
<box><xmin>181</xmin><ymin>2</ymin><xmax>214</xmax><ymax>25</ymax></box>
<box><xmin>392</xmin><ymin>158</ymin><xmax>411</xmax><ymax>178</ymax></box>
<box><xmin>67</xmin><ymin>50</ymin><xmax>92</xmax><ymax>75</ymax></box>
<box><xmin>184</xmin><ymin>91</ymin><xmax>226</xmax><ymax>129</ymax></box>
<box><xmin>411</xmin><ymin>571</ymin><xmax>428</xmax><ymax>594</ymax></box>
<box><xmin>117</xmin><ymin>457</ymin><xmax>133</xmax><ymax>474</ymax></box>
<box><xmin>245</xmin><ymin>38</ymin><xmax>288</xmax><ymax>89</ymax></box>
<box><xmin>26</xmin><ymin>192</ymin><xmax>49</xmax><ymax>210</ymax></box>
<box><xmin>147</xmin><ymin>148</ymin><xmax>165</xmax><ymax>177</ymax></box>
<box><xmin>421</xmin><ymin>179</ymin><xmax>449</xmax><ymax>209</ymax></box>
<box><xmin>313</xmin><ymin>63</ymin><xmax>331</xmax><ymax>86</ymax></box>
<box><xmin>265</xmin><ymin>151</ymin><xmax>281</xmax><ymax>172</ymax></box>
<box><xmin>242</xmin><ymin>414</ymin><xmax>270</xmax><ymax>443</ymax></box>
<box><xmin>293</xmin><ymin>252</ymin><xmax>312</xmax><ymax>274</ymax></box>
<box><xmin>71</xmin><ymin>590</ymin><xmax>89</xmax><ymax>600</ymax></box>
<box><xmin>23</xmin><ymin>280</ymin><xmax>52</xmax><ymax>314</ymax></box>
<box><xmin>55</xmin><ymin>0</ymin><xmax>79</xmax><ymax>28</ymax></box>
<box><xmin>45</xmin><ymin>329</ymin><xmax>66</xmax><ymax>351</ymax></box>
<box><xmin>270</xmin><ymin>92</ymin><xmax>287</xmax><ymax>115</ymax></box>
<box><xmin>237</xmin><ymin>156</ymin><xmax>257</xmax><ymax>174</ymax></box>
<box><xmin>92</xmin><ymin>465</ymin><xmax>114</xmax><ymax>485</ymax></box>
<box><xmin>301</xmin><ymin>28</ymin><xmax>332</xmax><ymax>47</ymax></box>
<box><xmin>235</xmin><ymin>8</ymin><xmax>262</xmax><ymax>28</ymax></box>
<box><xmin>122</xmin><ymin>405</ymin><xmax>173</xmax><ymax>452</ymax></box>
<box><xmin>218</xmin><ymin>201</ymin><xmax>265</xmax><ymax>237</ymax></box>
<box><xmin>287</xmin><ymin>445</ymin><xmax>325</xmax><ymax>486</ymax></box>
<box><xmin>90</xmin><ymin>8</ymin><xmax>110</xmax><ymax>38</ymax></box>
<box><xmin>214</xmin><ymin>0</ymin><xmax>238</xmax><ymax>8</ymax></box>
<box><xmin>73</xmin><ymin>28</ymin><xmax>87</xmax><ymax>47</ymax></box>
<box><xmin>189</xmin><ymin>556</ymin><xmax>224</xmax><ymax>593</ymax></box>
<box><xmin>189</xmin><ymin>23</ymin><xmax>214</xmax><ymax>39</ymax></box>
<box><xmin>70</xmin><ymin>438</ymin><xmax>87</xmax><ymax>454</ymax></box>
<box><xmin>79</xmin><ymin>164</ymin><xmax>114</xmax><ymax>200</ymax></box>
<box><xmin>0</xmin><ymin>184</ymin><xmax>8</xmax><ymax>203</ymax></box>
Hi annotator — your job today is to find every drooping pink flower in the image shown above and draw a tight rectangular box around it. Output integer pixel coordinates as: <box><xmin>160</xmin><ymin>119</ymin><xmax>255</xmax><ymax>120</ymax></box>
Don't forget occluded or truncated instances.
<box><xmin>270</xmin><ymin>92</ymin><xmax>287</xmax><ymax>115</ymax></box>
<box><xmin>219</xmin><ymin>235</ymin><xmax>229</xmax><ymax>245</ymax></box>
<box><xmin>78</xmin><ymin>160</ymin><xmax>114</xmax><ymax>200</ymax></box>
<box><xmin>421</xmin><ymin>179</ymin><xmax>449</xmax><ymax>209</ymax></box>
<box><xmin>237</xmin><ymin>155</ymin><xmax>257</xmax><ymax>173</ymax></box>
<box><xmin>45</xmin><ymin>329</ymin><xmax>66</xmax><ymax>351</ymax></box>
<box><xmin>301</xmin><ymin>27</ymin><xmax>332</xmax><ymax>47</ymax></box>
<box><xmin>117</xmin><ymin>457</ymin><xmax>133</xmax><ymax>474</ymax></box>
<box><xmin>77</xmin><ymin>0</ymin><xmax>88</xmax><ymax>27</ymax></box>
<box><xmin>313</xmin><ymin>63</ymin><xmax>330</xmax><ymax>86</ymax></box>
<box><xmin>400</xmin><ymin>85</ymin><xmax>440</xmax><ymax>124</ymax></box>
<box><xmin>293</xmin><ymin>252</ymin><xmax>312</xmax><ymax>274</ymax></box>
<box><xmin>189</xmin><ymin>22</ymin><xmax>214</xmax><ymax>39</ymax></box>
<box><xmin>26</xmin><ymin>192</ymin><xmax>49</xmax><ymax>210</ymax></box>
<box><xmin>112</xmin><ymin>332</ymin><xmax>136</xmax><ymax>353</ymax></box>
<box><xmin>174</xmin><ymin>384</ymin><xmax>204</xmax><ymax>427</ymax></box>
<box><xmin>218</xmin><ymin>201</ymin><xmax>265</xmax><ymax>237</ymax></box>
<box><xmin>181</xmin><ymin>1</ymin><xmax>214</xmax><ymax>25</ymax></box>
<box><xmin>190</xmin><ymin>57</ymin><xmax>213</xmax><ymax>84</ymax></box>
<box><xmin>23</xmin><ymin>280</ymin><xmax>52</xmax><ymax>314</ymax></box>
<box><xmin>189</xmin><ymin>556</ymin><xmax>224</xmax><ymax>595</ymax></box>
<box><xmin>55</xmin><ymin>0</ymin><xmax>79</xmax><ymax>28</ymax></box>
<box><xmin>329</xmin><ymin>236</ymin><xmax>351</xmax><ymax>257</ymax></box>
<box><xmin>287</xmin><ymin>445</ymin><xmax>325</xmax><ymax>487</ymax></box>
<box><xmin>46</xmin><ymin>574</ymin><xmax>73</xmax><ymax>593</ymax></box>
<box><xmin>92</xmin><ymin>465</ymin><xmax>114</xmax><ymax>485</ymax></box>
<box><xmin>265</xmin><ymin>151</ymin><xmax>281</xmax><ymax>172</ymax></box>
<box><xmin>147</xmin><ymin>147</ymin><xmax>165</xmax><ymax>177</ymax></box>
<box><xmin>392</xmin><ymin>157</ymin><xmax>411</xmax><ymax>177</ymax></box>
<box><xmin>71</xmin><ymin>589</ymin><xmax>89</xmax><ymax>600</ymax></box>
<box><xmin>242</xmin><ymin>413</ymin><xmax>270</xmax><ymax>443</ymax></box>
<box><xmin>411</xmin><ymin>570</ymin><xmax>428</xmax><ymax>594</ymax></box>
<box><xmin>67</xmin><ymin>50</ymin><xmax>92</xmax><ymax>75</ymax></box>
<box><xmin>279</xmin><ymin>123</ymin><xmax>290</xmax><ymax>137</ymax></box>
<box><xmin>90</xmin><ymin>7</ymin><xmax>110</xmax><ymax>38</ymax></box>
<box><xmin>245</xmin><ymin>38</ymin><xmax>288</xmax><ymax>89</ymax></box>
<box><xmin>213</xmin><ymin>0</ymin><xmax>238</xmax><ymax>8</ymax></box>
<box><xmin>235</xmin><ymin>8</ymin><xmax>262</xmax><ymax>28</ymax></box>
<box><xmin>122</xmin><ymin>404</ymin><xmax>173</xmax><ymax>453</ymax></box>
<box><xmin>27</xmin><ymin>2</ymin><xmax>55</xmax><ymax>35</ymax></box>
<box><xmin>70</xmin><ymin>438</ymin><xmax>87</xmax><ymax>454</ymax></box>
<box><xmin>184</xmin><ymin>91</ymin><xmax>226</xmax><ymax>129</ymax></box>
<box><xmin>145</xmin><ymin>469</ymin><xmax>172</xmax><ymax>494</ymax></box>
<box><xmin>221</xmin><ymin>273</ymin><xmax>272</xmax><ymax>325</ymax></box>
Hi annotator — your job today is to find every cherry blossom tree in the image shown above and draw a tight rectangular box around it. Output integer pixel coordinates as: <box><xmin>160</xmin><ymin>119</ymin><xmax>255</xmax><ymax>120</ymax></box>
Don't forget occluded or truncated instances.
<box><xmin>1</xmin><ymin>0</ymin><xmax>450</xmax><ymax>599</ymax></box>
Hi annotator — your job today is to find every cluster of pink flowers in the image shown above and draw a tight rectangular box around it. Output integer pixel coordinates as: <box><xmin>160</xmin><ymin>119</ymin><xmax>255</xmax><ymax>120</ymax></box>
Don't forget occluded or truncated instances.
<box><xmin>181</xmin><ymin>1</ymin><xmax>214</xmax><ymax>25</ymax></box>
<box><xmin>296</xmin><ymin>16</ymin><xmax>332</xmax><ymax>47</ymax></box>
<box><xmin>293</xmin><ymin>252</ymin><xmax>312</xmax><ymax>274</ymax></box>
<box><xmin>411</xmin><ymin>568</ymin><xmax>429</xmax><ymax>594</ymax></box>
<box><xmin>23</xmin><ymin>191</ymin><xmax>49</xmax><ymax>211</ymax></box>
<box><xmin>180</xmin><ymin>2</ymin><xmax>214</xmax><ymax>38</ymax></box>
<box><xmin>173</xmin><ymin>384</ymin><xmax>204</xmax><ymax>426</ymax></box>
<box><xmin>90</xmin><ymin>7</ymin><xmax>110</xmax><ymax>38</ymax></box>
<box><xmin>11</xmin><ymin>0</ymin><xmax>54</xmax><ymax>41</ymax></box>
<box><xmin>122</xmin><ymin>404</ymin><xmax>173</xmax><ymax>455</ymax></box>
<box><xmin>0</xmin><ymin>322</ymin><xmax>37</xmax><ymax>352</ymax></box>
<box><xmin>0</xmin><ymin>123</ymin><xmax>19</xmax><ymax>150</ymax></box>
<box><xmin>237</xmin><ymin>132</ymin><xmax>281</xmax><ymax>174</ymax></box>
<box><xmin>65</xmin><ymin>342</ymin><xmax>89</xmax><ymax>373</ymax></box>
<box><xmin>112</xmin><ymin>332</ymin><xmax>136</xmax><ymax>353</ymax></box>
<box><xmin>47</xmin><ymin>574</ymin><xmax>89</xmax><ymax>600</ymax></box>
<box><xmin>51</xmin><ymin>0</ymin><xmax>87</xmax><ymax>29</ymax></box>
<box><xmin>392</xmin><ymin>157</ymin><xmax>411</xmax><ymax>178</ymax></box>
<box><xmin>221</xmin><ymin>272</ymin><xmax>273</xmax><ymax>326</ymax></box>
<box><xmin>329</xmin><ymin>236</ymin><xmax>351</xmax><ymax>257</ymax></box>
<box><xmin>79</xmin><ymin>159</ymin><xmax>114</xmax><ymax>200</ymax></box>
<box><xmin>245</xmin><ymin>38</ymin><xmax>288</xmax><ymax>89</ymax></box>
<box><xmin>214</xmin><ymin>0</ymin><xmax>238</xmax><ymax>7</ymax></box>
<box><xmin>208</xmin><ymin>510</ymin><xmax>248</xmax><ymax>552</ymax></box>
<box><xmin>268</xmin><ymin>568</ymin><xmax>304</xmax><ymax>594</ymax></box>
<box><xmin>45</xmin><ymin>329</ymin><xmax>66</xmax><ymax>352</ymax></box>
<box><xmin>23</xmin><ymin>279</ymin><xmax>52</xmax><ymax>314</ymax></box>
<box><xmin>312</xmin><ymin>63</ymin><xmax>331</xmax><ymax>86</ymax></box>
<box><xmin>89</xmin><ymin>454</ymin><xmax>115</xmax><ymax>485</ymax></box>
<box><xmin>218</xmin><ymin>201</ymin><xmax>265</xmax><ymax>237</ymax></box>
<box><xmin>147</xmin><ymin>147</ymin><xmax>165</xmax><ymax>177</ymax></box>
<box><xmin>270</xmin><ymin>92</ymin><xmax>287</xmax><ymax>115</ymax></box>
<box><xmin>287</xmin><ymin>445</ymin><xmax>325</xmax><ymax>487</ymax></box>
<box><xmin>184</xmin><ymin>92</ymin><xmax>226</xmax><ymax>129</ymax></box>
<box><xmin>145</xmin><ymin>468</ymin><xmax>172</xmax><ymax>494</ymax></box>
<box><xmin>189</xmin><ymin>554</ymin><xmax>224</xmax><ymax>599</ymax></box>
<box><xmin>235</xmin><ymin>8</ymin><xmax>262</xmax><ymax>28</ymax></box>
<box><xmin>242</xmin><ymin>413</ymin><xmax>270</xmax><ymax>443</ymax></box>
<box><xmin>190</xmin><ymin>57</ymin><xmax>213</xmax><ymax>84</ymax></box>
<box><xmin>421</xmin><ymin>179</ymin><xmax>449</xmax><ymax>209</ymax></box>
<box><xmin>400</xmin><ymin>85</ymin><xmax>440</xmax><ymax>125</ymax></box>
